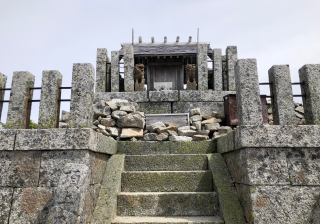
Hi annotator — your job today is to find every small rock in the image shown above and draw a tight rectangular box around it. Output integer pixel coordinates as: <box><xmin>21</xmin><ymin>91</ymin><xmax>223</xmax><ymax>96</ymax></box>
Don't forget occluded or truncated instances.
<box><xmin>120</xmin><ymin>128</ymin><xmax>143</xmax><ymax>138</ymax></box>
<box><xmin>143</xmin><ymin>130</ymin><xmax>148</xmax><ymax>135</ymax></box>
<box><xmin>98</xmin><ymin>100</ymin><xmax>106</xmax><ymax>107</ymax></box>
<box><xmin>218</xmin><ymin>126</ymin><xmax>232</xmax><ymax>134</ymax></box>
<box><xmin>132</xmin><ymin>111</ymin><xmax>145</xmax><ymax>118</ymax></box>
<box><xmin>100</xmin><ymin>129</ymin><xmax>109</xmax><ymax>136</ymax></box>
<box><xmin>167</xmin><ymin>130</ymin><xmax>178</xmax><ymax>136</ymax></box>
<box><xmin>169</xmin><ymin>136</ymin><xmax>193</xmax><ymax>142</ymax></box>
<box><xmin>268</xmin><ymin>114</ymin><xmax>273</xmax><ymax>121</ymax></box>
<box><xmin>190</xmin><ymin>126</ymin><xmax>197</xmax><ymax>130</ymax></box>
<box><xmin>295</xmin><ymin>112</ymin><xmax>304</xmax><ymax>119</ymax></box>
<box><xmin>106</xmin><ymin>127</ymin><xmax>119</xmax><ymax>137</ymax></box>
<box><xmin>98</xmin><ymin>124</ymin><xmax>106</xmax><ymax>130</ymax></box>
<box><xmin>60</xmin><ymin>110</ymin><xmax>70</xmax><ymax>122</ymax></box>
<box><xmin>165</xmin><ymin>122</ymin><xmax>175</xmax><ymax>127</ymax></box>
<box><xmin>93</xmin><ymin>105</ymin><xmax>111</xmax><ymax>117</ymax></box>
<box><xmin>190</xmin><ymin>108</ymin><xmax>201</xmax><ymax>116</ymax></box>
<box><xmin>193</xmin><ymin>135</ymin><xmax>209</xmax><ymax>141</ymax></box>
<box><xmin>191</xmin><ymin>121</ymin><xmax>201</xmax><ymax>130</ymax></box>
<box><xmin>293</xmin><ymin>101</ymin><xmax>299</xmax><ymax>108</ymax></box>
<box><xmin>178</xmin><ymin>126</ymin><xmax>190</xmax><ymax>131</ymax></box>
<box><xmin>117</xmin><ymin>114</ymin><xmax>145</xmax><ymax>129</ymax></box>
<box><xmin>157</xmin><ymin>125</ymin><xmax>178</xmax><ymax>134</ymax></box>
<box><xmin>101</xmin><ymin>118</ymin><xmax>116</xmax><ymax>127</ymax></box>
<box><xmin>155</xmin><ymin>132</ymin><xmax>169</xmax><ymax>141</ymax></box>
<box><xmin>112</xmin><ymin>110</ymin><xmax>127</xmax><ymax>119</ymax></box>
<box><xmin>143</xmin><ymin>133</ymin><xmax>158</xmax><ymax>141</ymax></box>
<box><xmin>98</xmin><ymin>116</ymin><xmax>102</xmax><ymax>122</ymax></box>
<box><xmin>212</xmin><ymin>132</ymin><xmax>227</xmax><ymax>140</ymax></box>
<box><xmin>93</xmin><ymin>120</ymin><xmax>100</xmax><ymax>126</ymax></box>
<box><xmin>211</xmin><ymin>111</ymin><xmax>225</xmax><ymax>121</ymax></box>
<box><xmin>295</xmin><ymin>106</ymin><xmax>304</xmax><ymax>114</ymax></box>
<box><xmin>190</xmin><ymin>115</ymin><xmax>202</xmax><ymax>122</ymax></box>
<box><xmin>130</xmin><ymin>137</ymin><xmax>138</xmax><ymax>141</ymax></box>
<box><xmin>196</xmin><ymin>130</ymin><xmax>210</xmax><ymax>135</ymax></box>
<box><xmin>120</xmin><ymin>105</ymin><xmax>136</xmax><ymax>113</ymax></box>
<box><xmin>178</xmin><ymin>129</ymin><xmax>197</xmax><ymax>137</ymax></box>
<box><xmin>201</xmin><ymin>118</ymin><xmax>222</xmax><ymax>125</ymax></box>
<box><xmin>205</xmin><ymin>123</ymin><xmax>220</xmax><ymax>131</ymax></box>
<box><xmin>146</xmin><ymin>122</ymin><xmax>165</xmax><ymax>133</ymax></box>
<box><xmin>59</xmin><ymin>122</ymin><xmax>69</xmax><ymax>128</ymax></box>
<box><xmin>106</xmin><ymin>101</ymin><xmax>118</xmax><ymax>111</ymax></box>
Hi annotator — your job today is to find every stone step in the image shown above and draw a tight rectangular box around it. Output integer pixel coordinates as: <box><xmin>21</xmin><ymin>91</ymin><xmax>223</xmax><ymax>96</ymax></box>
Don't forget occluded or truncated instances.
<box><xmin>112</xmin><ymin>216</ymin><xmax>224</xmax><ymax>224</ymax></box>
<box><xmin>118</xmin><ymin>141</ymin><xmax>215</xmax><ymax>155</ymax></box>
<box><xmin>117</xmin><ymin>192</ymin><xmax>219</xmax><ymax>216</ymax></box>
<box><xmin>121</xmin><ymin>171</ymin><xmax>213</xmax><ymax>192</ymax></box>
<box><xmin>124</xmin><ymin>154</ymin><xmax>208</xmax><ymax>171</ymax></box>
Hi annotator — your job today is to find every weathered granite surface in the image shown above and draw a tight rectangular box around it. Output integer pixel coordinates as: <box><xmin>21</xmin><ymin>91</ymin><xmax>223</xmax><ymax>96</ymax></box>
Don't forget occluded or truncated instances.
<box><xmin>149</xmin><ymin>90</ymin><xmax>179</xmax><ymax>102</ymax></box>
<box><xmin>197</xmin><ymin>44</ymin><xmax>209</xmax><ymax>90</ymax></box>
<box><xmin>38</xmin><ymin>70</ymin><xmax>62</xmax><ymax>129</ymax></box>
<box><xmin>179</xmin><ymin>90</ymin><xmax>235</xmax><ymax>102</ymax></box>
<box><xmin>268</xmin><ymin>65</ymin><xmax>295</xmax><ymax>125</ymax></box>
<box><xmin>96</xmin><ymin>48</ymin><xmax>109</xmax><ymax>92</ymax></box>
<box><xmin>0</xmin><ymin>129</ymin><xmax>16</xmax><ymax>150</ymax></box>
<box><xmin>172</xmin><ymin>102</ymin><xmax>224</xmax><ymax>116</ymax></box>
<box><xmin>299</xmin><ymin>64</ymin><xmax>320</xmax><ymax>124</ymax></box>
<box><xmin>111</xmin><ymin>51</ymin><xmax>120</xmax><ymax>92</ymax></box>
<box><xmin>237</xmin><ymin>184</ymin><xmax>320</xmax><ymax>224</ymax></box>
<box><xmin>0</xmin><ymin>72</ymin><xmax>7</xmax><ymax>120</ymax></box>
<box><xmin>217</xmin><ymin>131</ymin><xmax>235</xmax><ymax>154</ymax></box>
<box><xmin>70</xmin><ymin>63</ymin><xmax>95</xmax><ymax>128</ymax></box>
<box><xmin>6</xmin><ymin>71</ymin><xmax>35</xmax><ymax>129</ymax></box>
<box><xmin>234</xmin><ymin>125</ymin><xmax>320</xmax><ymax>149</ymax></box>
<box><xmin>235</xmin><ymin>59</ymin><xmax>263</xmax><ymax>125</ymax></box>
<box><xmin>123</xmin><ymin>45</ymin><xmax>134</xmax><ymax>92</ymax></box>
<box><xmin>226</xmin><ymin>46</ymin><xmax>237</xmax><ymax>91</ymax></box>
<box><xmin>0</xmin><ymin>188</ymin><xmax>13</xmax><ymax>223</ymax></box>
<box><xmin>137</xmin><ymin>102</ymin><xmax>171</xmax><ymax>114</ymax></box>
<box><xmin>94</xmin><ymin>92</ymin><xmax>149</xmax><ymax>103</ymax></box>
<box><xmin>91</xmin><ymin>155</ymin><xmax>125</xmax><ymax>223</ymax></box>
<box><xmin>213</xmin><ymin>49</ymin><xmax>223</xmax><ymax>91</ymax></box>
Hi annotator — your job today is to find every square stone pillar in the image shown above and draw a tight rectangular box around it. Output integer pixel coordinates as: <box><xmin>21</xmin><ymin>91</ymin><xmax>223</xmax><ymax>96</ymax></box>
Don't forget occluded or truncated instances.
<box><xmin>0</xmin><ymin>72</ymin><xmax>7</xmax><ymax>121</ymax></box>
<box><xmin>123</xmin><ymin>45</ymin><xmax>134</xmax><ymax>92</ymax></box>
<box><xmin>226</xmin><ymin>46</ymin><xmax>238</xmax><ymax>91</ymax></box>
<box><xmin>111</xmin><ymin>51</ymin><xmax>120</xmax><ymax>92</ymax></box>
<box><xmin>235</xmin><ymin>59</ymin><xmax>263</xmax><ymax>125</ymax></box>
<box><xmin>197</xmin><ymin>43</ymin><xmax>209</xmax><ymax>90</ymax></box>
<box><xmin>70</xmin><ymin>63</ymin><xmax>95</xmax><ymax>128</ymax></box>
<box><xmin>299</xmin><ymin>64</ymin><xmax>320</xmax><ymax>124</ymax></box>
<box><xmin>96</xmin><ymin>48</ymin><xmax>110</xmax><ymax>92</ymax></box>
<box><xmin>38</xmin><ymin>70</ymin><xmax>62</xmax><ymax>128</ymax></box>
<box><xmin>213</xmin><ymin>49</ymin><xmax>223</xmax><ymax>91</ymax></box>
<box><xmin>268</xmin><ymin>65</ymin><xmax>295</xmax><ymax>125</ymax></box>
<box><xmin>6</xmin><ymin>72</ymin><xmax>35</xmax><ymax>129</ymax></box>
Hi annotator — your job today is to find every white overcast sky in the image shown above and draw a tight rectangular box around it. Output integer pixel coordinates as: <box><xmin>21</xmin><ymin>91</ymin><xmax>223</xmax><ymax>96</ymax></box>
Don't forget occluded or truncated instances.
<box><xmin>1</xmin><ymin>0</ymin><xmax>320</xmax><ymax>122</ymax></box>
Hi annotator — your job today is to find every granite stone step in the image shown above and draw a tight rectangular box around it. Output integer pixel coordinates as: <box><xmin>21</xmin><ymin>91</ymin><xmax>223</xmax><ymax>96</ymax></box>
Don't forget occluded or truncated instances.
<box><xmin>112</xmin><ymin>216</ymin><xmax>224</xmax><ymax>224</ymax></box>
<box><xmin>117</xmin><ymin>192</ymin><xmax>219</xmax><ymax>216</ymax></box>
<box><xmin>124</xmin><ymin>154</ymin><xmax>208</xmax><ymax>171</ymax></box>
<box><xmin>117</xmin><ymin>141</ymin><xmax>215</xmax><ymax>155</ymax></box>
<box><xmin>121</xmin><ymin>171</ymin><xmax>213</xmax><ymax>192</ymax></box>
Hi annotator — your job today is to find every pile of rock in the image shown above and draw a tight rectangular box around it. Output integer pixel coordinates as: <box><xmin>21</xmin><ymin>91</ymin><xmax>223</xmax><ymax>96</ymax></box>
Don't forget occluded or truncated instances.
<box><xmin>59</xmin><ymin>110</ymin><xmax>70</xmax><ymax>128</ymax></box>
<box><xmin>267</xmin><ymin>99</ymin><xmax>305</xmax><ymax>125</ymax></box>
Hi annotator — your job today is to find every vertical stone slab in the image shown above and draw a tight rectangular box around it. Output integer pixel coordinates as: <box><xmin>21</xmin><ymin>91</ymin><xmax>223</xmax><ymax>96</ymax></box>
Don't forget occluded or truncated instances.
<box><xmin>0</xmin><ymin>188</ymin><xmax>13</xmax><ymax>223</ymax></box>
<box><xmin>299</xmin><ymin>64</ymin><xmax>320</xmax><ymax>124</ymax></box>
<box><xmin>197</xmin><ymin>43</ymin><xmax>209</xmax><ymax>90</ymax></box>
<box><xmin>6</xmin><ymin>71</ymin><xmax>35</xmax><ymax>129</ymax></box>
<box><xmin>123</xmin><ymin>45</ymin><xmax>134</xmax><ymax>92</ymax></box>
<box><xmin>226</xmin><ymin>46</ymin><xmax>238</xmax><ymax>91</ymax></box>
<box><xmin>213</xmin><ymin>49</ymin><xmax>223</xmax><ymax>91</ymax></box>
<box><xmin>111</xmin><ymin>51</ymin><xmax>120</xmax><ymax>92</ymax></box>
<box><xmin>70</xmin><ymin>63</ymin><xmax>95</xmax><ymax>128</ymax></box>
<box><xmin>38</xmin><ymin>70</ymin><xmax>62</xmax><ymax>128</ymax></box>
<box><xmin>268</xmin><ymin>65</ymin><xmax>295</xmax><ymax>125</ymax></box>
<box><xmin>0</xmin><ymin>72</ymin><xmax>7</xmax><ymax>121</ymax></box>
<box><xmin>96</xmin><ymin>48</ymin><xmax>109</xmax><ymax>92</ymax></box>
<box><xmin>235</xmin><ymin>59</ymin><xmax>263</xmax><ymax>125</ymax></box>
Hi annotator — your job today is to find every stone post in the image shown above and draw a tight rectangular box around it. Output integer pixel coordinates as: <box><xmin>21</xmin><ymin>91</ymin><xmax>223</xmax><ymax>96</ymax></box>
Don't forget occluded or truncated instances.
<box><xmin>6</xmin><ymin>72</ymin><xmax>35</xmax><ymax>129</ymax></box>
<box><xmin>0</xmin><ymin>72</ymin><xmax>7</xmax><ymax>121</ymax></box>
<box><xmin>268</xmin><ymin>65</ymin><xmax>295</xmax><ymax>125</ymax></box>
<box><xmin>95</xmin><ymin>48</ymin><xmax>110</xmax><ymax>92</ymax></box>
<box><xmin>213</xmin><ymin>49</ymin><xmax>223</xmax><ymax>91</ymax></box>
<box><xmin>38</xmin><ymin>70</ymin><xmax>63</xmax><ymax>128</ymax></box>
<box><xmin>111</xmin><ymin>51</ymin><xmax>119</xmax><ymax>92</ymax></box>
<box><xmin>69</xmin><ymin>63</ymin><xmax>95</xmax><ymax>128</ymax></box>
<box><xmin>197</xmin><ymin>43</ymin><xmax>209</xmax><ymax>90</ymax></box>
<box><xmin>235</xmin><ymin>59</ymin><xmax>263</xmax><ymax>125</ymax></box>
<box><xmin>299</xmin><ymin>64</ymin><xmax>320</xmax><ymax>124</ymax></box>
<box><xmin>123</xmin><ymin>45</ymin><xmax>134</xmax><ymax>92</ymax></box>
<box><xmin>226</xmin><ymin>46</ymin><xmax>238</xmax><ymax>91</ymax></box>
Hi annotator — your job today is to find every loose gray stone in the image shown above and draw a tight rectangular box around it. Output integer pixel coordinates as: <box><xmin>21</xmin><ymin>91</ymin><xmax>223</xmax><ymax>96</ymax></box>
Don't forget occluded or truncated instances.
<box><xmin>167</xmin><ymin>130</ymin><xmax>178</xmax><ymax>136</ymax></box>
<box><xmin>211</xmin><ymin>111</ymin><xmax>225</xmax><ymax>120</ymax></box>
<box><xmin>155</xmin><ymin>132</ymin><xmax>169</xmax><ymax>141</ymax></box>
<box><xmin>190</xmin><ymin>115</ymin><xmax>202</xmax><ymax>122</ymax></box>
<box><xmin>193</xmin><ymin>135</ymin><xmax>209</xmax><ymax>141</ymax></box>
<box><xmin>191</xmin><ymin>121</ymin><xmax>201</xmax><ymax>130</ymax></box>
<box><xmin>131</xmin><ymin>111</ymin><xmax>145</xmax><ymax>118</ymax></box>
<box><xmin>143</xmin><ymin>133</ymin><xmax>158</xmax><ymax>141</ymax></box>
<box><xmin>268</xmin><ymin>65</ymin><xmax>295</xmax><ymax>125</ymax></box>
<box><xmin>120</xmin><ymin>105</ymin><xmax>136</xmax><ymax>112</ymax></box>
<box><xmin>295</xmin><ymin>106</ymin><xmax>304</xmax><ymax>114</ymax></box>
<box><xmin>93</xmin><ymin>120</ymin><xmax>99</xmax><ymax>126</ymax></box>
<box><xmin>117</xmin><ymin>114</ymin><xmax>145</xmax><ymax>129</ymax></box>
<box><xmin>120</xmin><ymin>128</ymin><xmax>143</xmax><ymax>138</ymax></box>
<box><xmin>190</xmin><ymin>108</ymin><xmax>201</xmax><ymax>116</ymax></box>
<box><xmin>6</xmin><ymin>71</ymin><xmax>35</xmax><ymax>129</ymax></box>
<box><xmin>60</xmin><ymin>110</ymin><xmax>70</xmax><ymax>122</ymax></box>
<box><xmin>106</xmin><ymin>101</ymin><xmax>118</xmax><ymax>111</ymax></box>
<box><xmin>111</xmin><ymin>51</ymin><xmax>120</xmax><ymax>92</ymax></box>
<box><xmin>205</xmin><ymin>123</ymin><xmax>220</xmax><ymax>131</ymax></box>
<box><xmin>96</xmin><ymin>48</ymin><xmax>110</xmax><ymax>92</ymax></box>
<box><xmin>149</xmin><ymin>90</ymin><xmax>179</xmax><ymax>102</ymax></box>
<box><xmin>146</xmin><ymin>122</ymin><xmax>165</xmax><ymax>133</ymax></box>
<box><xmin>226</xmin><ymin>46</ymin><xmax>237</xmax><ymax>91</ymax></box>
<box><xmin>295</xmin><ymin>112</ymin><xmax>304</xmax><ymax>119</ymax></box>
<box><xmin>93</xmin><ymin>104</ymin><xmax>111</xmax><ymax>117</ymax></box>
<box><xmin>190</xmin><ymin>126</ymin><xmax>196</xmax><ymax>130</ymax></box>
<box><xmin>299</xmin><ymin>64</ymin><xmax>320</xmax><ymax>124</ymax></box>
<box><xmin>178</xmin><ymin>126</ymin><xmax>190</xmax><ymax>131</ymax></box>
<box><xmin>69</xmin><ymin>63</ymin><xmax>95</xmax><ymax>128</ymax></box>
<box><xmin>212</xmin><ymin>132</ymin><xmax>227</xmax><ymax>140</ymax></box>
<box><xmin>106</xmin><ymin>127</ymin><xmax>119</xmax><ymax>137</ymax></box>
<box><xmin>196</xmin><ymin>130</ymin><xmax>210</xmax><ymax>135</ymax></box>
<box><xmin>197</xmin><ymin>44</ymin><xmax>209</xmax><ymax>90</ymax></box>
<box><xmin>101</xmin><ymin>118</ymin><xmax>116</xmax><ymax>127</ymax></box>
<box><xmin>59</xmin><ymin>122</ymin><xmax>69</xmax><ymax>128</ymax></box>
<box><xmin>235</xmin><ymin>59</ymin><xmax>263</xmax><ymax>125</ymax></box>
<box><xmin>123</xmin><ymin>45</ymin><xmax>134</xmax><ymax>92</ymax></box>
<box><xmin>213</xmin><ymin>49</ymin><xmax>223</xmax><ymax>90</ymax></box>
<box><xmin>112</xmin><ymin>110</ymin><xmax>127</xmax><ymax>119</ymax></box>
<box><xmin>178</xmin><ymin>129</ymin><xmax>197</xmax><ymax>137</ymax></box>
<box><xmin>169</xmin><ymin>136</ymin><xmax>193</xmax><ymax>142</ymax></box>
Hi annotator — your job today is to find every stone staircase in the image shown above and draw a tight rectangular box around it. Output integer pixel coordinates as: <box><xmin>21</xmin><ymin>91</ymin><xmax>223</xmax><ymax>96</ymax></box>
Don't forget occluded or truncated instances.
<box><xmin>111</xmin><ymin>142</ymin><xmax>224</xmax><ymax>224</ymax></box>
